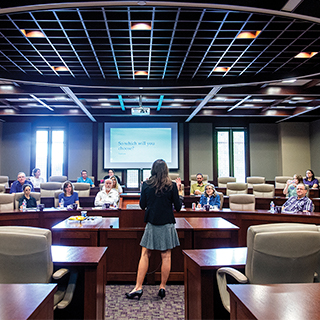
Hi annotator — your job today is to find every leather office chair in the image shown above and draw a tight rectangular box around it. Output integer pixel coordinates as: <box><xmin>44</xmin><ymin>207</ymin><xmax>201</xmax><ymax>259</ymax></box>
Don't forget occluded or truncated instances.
<box><xmin>275</xmin><ymin>176</ymin><xmax>292</xmax><ymax>189</ymax></box>
<box><xmin>14</xmin><ymin>192</ymin><xmax>41</xmax><ymax>210</ymax></box>
<box><xmin>252</xmin><ymin>183</ymin><xmax>275</xmax><ymax>198</ymax></box>
<box><xmin>216</xmin><ymin>191</ymin><xmax>224</xmax><ymax>209</ymax></box>
<box><xmin>49</xmin><ymin>176</ymin><xmax>68</xmax><ymax>183</ymax></box>
<box><xmin>73</xmin><ymin>183</ymin><xmax>90</xmax><ymax>197</ymax></box>
<box><xmin>226</xmin><ymin>182</ymin><xmax>248</xmax><ymax>195</ymax></box>
<box><xmin>54</xmin><ymin>190</ymin><xmax>62</xmax><ymax>207</ymax></box>
<box><xmin>217</xmin><ymin>177</ymin><xmax>236</xmax><ymax>188</ymax></box>
<box><xmin>229</xmin><ymin>194</ymin><xmax>255</xmax><ymax>211</ymax></box>
<box><xmin>40</xmin><ymin>182</ymin><xmax>62</xmax><ymax>197</ymax></box>
<box><xmin>0</xmin><ymin>185</ymin><xmax>5</xmax><ymax>193</ymax></box>
<box><xmin>0</xmin><ymin>226</ymin><xmax>77</xmax><ymax>309</ymax></box>
<box><xmin>0</xmin><ymin>194</ymin><xmax>14</xmax><ymax>211</ymax></box>
<box><xmin>0</xmin><ymin>176</ymin><xmax>9</xmax><ymax>188</ymax></box>
<box><xmin>169</xmin><ymin>173</ymin><xmax>179</xmax><ymax>181</ymax></box>
<box><xmin>88</xmin><ymin>176</ymin><xmax>95</xmax><ymax>185</ymax></box>
<box><xmin>246</xmin><ymin>176</ymin><xmax>265</xmax><ymax>188</ymax></box>
<box><xmin>216</xmin><ymin>223</ymin><xmax>320</xmax><ymax>312</ymax></box>
<box><xmin>190</xmin><ymin>174</ymin><xmax>209</xmax><ymax>185</ymax></box>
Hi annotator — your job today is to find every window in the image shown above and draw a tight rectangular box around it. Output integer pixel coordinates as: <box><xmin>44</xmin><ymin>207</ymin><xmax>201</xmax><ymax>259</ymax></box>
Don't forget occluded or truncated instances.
<box><xmin>34</xmin><ymin>128</ymin><xmax>66</xmax><ymax>181</ymax></box>
<box><xmin>216</xmin><ymin>128</ymin><xmax>247</xmax><ymax>182</ymax></box>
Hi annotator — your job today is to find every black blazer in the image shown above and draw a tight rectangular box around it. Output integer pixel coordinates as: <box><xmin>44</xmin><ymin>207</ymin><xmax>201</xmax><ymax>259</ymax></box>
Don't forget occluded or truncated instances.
<box><xmin>140</xmin><ymin>181</ymin><xmax>181</xmax><ymax>225</ymax></box>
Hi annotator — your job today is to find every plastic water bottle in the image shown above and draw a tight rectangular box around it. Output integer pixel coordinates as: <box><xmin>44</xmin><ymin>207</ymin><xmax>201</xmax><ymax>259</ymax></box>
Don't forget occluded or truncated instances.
<box><xmin>207</xmin><ymin>197</ymin><xmax>210</xmax><ymax>205</ymax></box>
<box><xmin>60</xmin><ymin>198</ymin><xmax>64</xmax><ymax>209</ymax></box>
<box><xmin>22</xmin><ymin>199</ymin><xmax>27</xmax><ymax>212</ymax></box>
<box><xmin>270</xmin><ymin>201</ymin><xmax>275</xmax><ymax>213</ymax></box>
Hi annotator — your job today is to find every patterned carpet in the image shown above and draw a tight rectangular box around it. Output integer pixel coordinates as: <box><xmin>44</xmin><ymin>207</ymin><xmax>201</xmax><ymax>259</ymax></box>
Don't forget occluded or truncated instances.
<box><xmin>105</xmin><ymin>284</ymin><xmax>184</xmax><ymax>319</ymax></box>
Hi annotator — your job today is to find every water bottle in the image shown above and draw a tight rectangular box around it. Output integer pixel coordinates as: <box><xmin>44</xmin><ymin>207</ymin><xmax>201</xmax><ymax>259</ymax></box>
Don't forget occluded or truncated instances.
<box><xmin>270</xmin><ymin>201</ymin><xmax>275</xmax><ymax>213</ymax></box>
<box><xmin>207</xmin><ymin>197</ymin><xmax>210</xmax><ymax>205</ymax></box>
<box><xmin>22</xmin><ymin>199</ymin><xmax>27</xmax><ymax>212</ymax></box>
<box><xmin>60</xmin><ymin>198</ymin><xmax>64</xmax><ymax>209</ymax></box>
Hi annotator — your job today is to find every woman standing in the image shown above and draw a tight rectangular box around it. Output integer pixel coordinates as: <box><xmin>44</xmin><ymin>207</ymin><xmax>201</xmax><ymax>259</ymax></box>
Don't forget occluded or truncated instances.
<box><xmin>126</xmin><ymin>159</ymin><xmax>182</xmax><ymax>300</ymax></box>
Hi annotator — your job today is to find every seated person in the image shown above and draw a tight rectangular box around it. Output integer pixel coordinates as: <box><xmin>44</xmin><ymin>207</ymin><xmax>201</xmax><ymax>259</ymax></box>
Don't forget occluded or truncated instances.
<box><xmin>29</xmin><ymin>168</ymin><xmax>45</xmax><ymax>188</ymax></box>
<box><xmin>59</xmin><ymin>181</ymin><xmax>79</xmax><ymax>207</ymax></box>
<box><xmin>103</xmin><ymin>169</ymin><xmax>121</xmax><ymax>184</ymax></box>
<box><xmin>18</xmin><ymin>184</ymin><xmax>37</xmax><ymax>210</ymax></box>
<box><xmin>111</xmin><ymin>176</ymin><xmax>123</xmax><ymax>194</ymax></box>
<box><xmin>10</xmin><ymin>172</ymin><xmax>35</xmax><ymax>194</ymax></box>
<box><xmin>77</xmin><ymin>169</ymin><xmax>94</xmax><ymax>187</ymax></box>
<box><xmin>282</xmin><ymin>183</ymin><xmax>313</xmax><ymax>213</ymax></box>
<box><xmin>198</xmin><ymin>184</ymin><xmax>220</xmax><ymax>208</ymax></box>
<box><xmin>95</xmin><ymin>179</ymin><xmax>119</xmax><ymax>206</ymax></box>
<box><xmin>283</xmin><ymin>174</ymin><xmax>303</xmax><ymax>197</ymax></box>
<box><xmin>303</xmin><ymin>169</ymin><xmax>319</xmax><ymax>189</ymax></box>
<box><xmin>190</xmin><ymin>173</ymin><xmax>206</xmax><ymax>195</ymax></box>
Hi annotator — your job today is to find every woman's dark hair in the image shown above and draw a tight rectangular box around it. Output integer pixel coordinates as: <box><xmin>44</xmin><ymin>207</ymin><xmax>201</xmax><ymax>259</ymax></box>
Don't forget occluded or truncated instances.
<box><xmin>22</xmin><ymin>183</ymin><xmax>31</xmax><ymax>191</ymax></box>
<box><xmin>147</xmin><ymin>159</ymin><xmax>172</xmax><ymax>194</ymax></box>
<box><xmin>63</xmin><ymin>181</ymin><xmax>74</xmax><ymax>196</ymax></box>
<box><xmin>296</xmin><ymin>175</ymin><xmax>303</xmax><ymax>184</ymax></box>
<box><xmin>32</xmin><ymin>168</ymin><xmax>40</xmax><ymax>176</ymax></box>
<box><xmin>306</xmin><ymin>169</ymin><xmax>315</xmax><ymax>180</ymax></box>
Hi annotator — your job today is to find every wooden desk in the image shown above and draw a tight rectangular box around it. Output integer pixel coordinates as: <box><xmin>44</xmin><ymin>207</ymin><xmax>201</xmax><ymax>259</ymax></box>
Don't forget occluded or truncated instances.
<box><xmin>119</xmin><ymin>193</ymin><xmax>140</xmax><ymax>209</ymax></box>
<box><xmin>52</xmin><ymin>217</ymin><xmax>119</xmax><ymax>246</ymax></box>
<box><xmin>183</xmin><ymin>247</ymin><xmax>247</xmax><ymax>320</ymax></box>
<box><xmin>0</xmin><ymin>283</ymin><xmax>57</xmax><ymax>320</ymax></box>
<box><xmin>52</xmin><ymin>246</ymin><xmax>107</xmax><ymax>320</ymax></box>
<box><xmin>185</xmin><ymin>217</ymin><xmax>239</xmax><ymax>248</ymax></box>
<box><xmin>228</xmin><ymin>283</ymin><xmax>320</xmax><ymax>320</ymax></box>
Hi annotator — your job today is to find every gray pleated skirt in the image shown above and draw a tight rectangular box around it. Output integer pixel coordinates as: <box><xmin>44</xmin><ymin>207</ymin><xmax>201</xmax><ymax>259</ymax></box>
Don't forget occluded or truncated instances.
<box><xmin>140</xmin><ymin>222</ymin><xmax>180</xmax><ymax>251</ymax></box>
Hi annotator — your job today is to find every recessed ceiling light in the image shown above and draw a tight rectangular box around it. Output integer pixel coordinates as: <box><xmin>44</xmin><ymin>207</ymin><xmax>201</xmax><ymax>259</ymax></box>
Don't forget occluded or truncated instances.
<box><xmin>131</xmin><ymin>23</ymin><xmax>151</xmax><ymax>30</ymax></box>
<box><xmin>69</xmin><ymin>109</ymin><xmax>79</xmax><ymax>114</ymax></box>
<box><xmin>237</xmin><ymin>31</ymin><xmax>261</xmax><ymax>39</ymax></box>
<box><xmin>174</xmin><ymin>99</ymin><xmax>184</xmax><ymax>102</ymax></box>
<box><xmin>171</xmin><ymin>103</ymin><xmax>181</xmax><ymax>107</ymax></box>
<box><xmin>101</xmin><ymin>103</ymin><xmax>111</xmax><ymax>106</ymax></box>
<box><xmin>98</xmin><ymin>98</ymin><xmax>109</xmax><ymax>101</ymax></box>
<box><xmin>4</xmin><ymin>109</ymin><xmax>15</xmax><ymax>114</ymax></box>
<box><xmin>20</xmin><ymin>29</ymin><xmax>45</xmax><ymax>38</ymax></box>
<box><xmin>213</xmin><ymin>67</ymin><xmax>230</xmax><ymax>72</ymax></box>
<box><xmin>294</xmin><ymin>52</ymin><xmax>318</xmax><ymax>58</ymax></box>
<box><xmin>282</xmin><ymin>79</ymin><xmax>296</xmax><ymax>83</ymax></box>
<box><xmin>216</xmin><ymin>97</ymin><xmax>225</xmax><ymax>100</ymax></box>
<box><xmin>1</xmin><ymin>85</ymin><xmax>14</xmax><ymax>90</ymax></box>
<box><xmin>135</xmin><ymin>71</ymin><xmax>148</xmax><ymax>76</ymax></box>
<box><xmin>292</xmin><ymin>97</ymin><xmax>304</xmax><ymax>100</ymax></box>
<box><xmin>18</xmin><ymin>98</ymin><xmax>29</xmax><ymax>101</ymax></box>
<box><xmin>52</xmin><ymin>66</ymin><xmax>69</xmax><ymax>72</ymax></box>
<box><xmin>253</xmin><ymin>99</ymin><xmax>263</xmax><ymax>102</ymax></box>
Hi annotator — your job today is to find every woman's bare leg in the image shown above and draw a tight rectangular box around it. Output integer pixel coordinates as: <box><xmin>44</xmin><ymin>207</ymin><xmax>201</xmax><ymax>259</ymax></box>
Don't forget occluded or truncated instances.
<box><xmin>131</xmin><ymin>246</ymin><xmax>152</xmax><ymax>292</ymax></box>
<box><xmin>159</xmin><ymin>249</ymin><xmax>171</xmax><ymax>290</ymax></box>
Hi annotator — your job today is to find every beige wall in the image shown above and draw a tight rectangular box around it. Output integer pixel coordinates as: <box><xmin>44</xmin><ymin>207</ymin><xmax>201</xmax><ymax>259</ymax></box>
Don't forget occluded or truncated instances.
<box><xmin>310</xmin><ymin>119</ymin><xmax>320</xmax><ymax>177</ymax></box>
<box><xmin>189</xmin><ymin>123</ymin><xmax>213</xmax><ymax>180</ymax></box>
<box><xmin>0</xmin><ymin>120</ymin><xmax>319</xmax><ymax>183</ymax></box>
<box><xmin>249</xmin><ymin>123</ymin><xmax>279</xmax><ymax>180</ymax></box>
<box><xmin>279</xmin><ymin>122</ymin><xmax>310</xmax><ymax>176</ymax></box>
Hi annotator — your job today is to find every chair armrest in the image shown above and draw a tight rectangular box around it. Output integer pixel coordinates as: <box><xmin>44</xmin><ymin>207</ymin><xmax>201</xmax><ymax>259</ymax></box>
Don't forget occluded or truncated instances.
<box><xmin>216</xmin><ymin>267</ymin><xmax>248</xmax><ymax>312</ymax></box>
<box><xmin>56</xmin><ymin>271</ymin><xmax>78</xmax><ymax>309</ymax></box>
<box><xmin>52</xmin><ymin>268</ymin><xmax>69</xmax><ymax>279</ymax></box>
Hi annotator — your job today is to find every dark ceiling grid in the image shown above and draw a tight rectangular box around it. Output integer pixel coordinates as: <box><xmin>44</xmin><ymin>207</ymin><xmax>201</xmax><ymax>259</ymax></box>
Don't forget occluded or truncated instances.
<box><xmin>77</xmin><ymin>8</ymin><xmax>105</xmax><ymax>79</ymax></box>
<box><xmin>267</xmin><ymin>22</ymin><xmax>315</xmax><ymax>74</ymax></box>
<box><xmin>101</xmin><ymin>7</ymin><xmax>120</xmax><ymax>80</ymax></box>
<box><xmin>0</xmin><ymin>30</ymin><xmax>39</xmax><ymax>74</ymax></box>
<box><xmin>127</xmin><ymin>7</ymin><xmax>135</xmax><ymax>80</ymax></box>
<box><xmin>0</xmin><ymin>48</ymin><xmax>24</xmax><ymax>73</ymax></box>
<box><xmin>6</xmin><ymin>13</ymin><xmax>60</xmax><ymax>76</ymax></box>
<box><xmin>161</xmin><ymin>8</ymin><xmax>180</xmax><ymax>80</ymax></box>
<box><xmin>192</xmin><ymin>11</ymin><xmax>229</xmax><ymax>79</ymax></box>
<box><xmin>147</xmin><ymin>7</ymin><xmax>155</xmax><ymax>80</ymax></box>
<box><xmin>29</xmin><ymin>11</ymin><xmax>74</xmax><ymax>78</ymax></box>
<box><xmin>207</xmin><ymin>13</ymin><xmax>253</xmax><ymax>78</ymax></box>
<box><xmin>53</xmin><ymin>11</ymin><xmax>90</xmax><ymax>79</ymax></box>
<box><xmin>223</xmin><ymin>16</ymin><xmax>274</xmax><ymax>77</ymax></box>
<box><xmin>176</xmin><ymin>9</ymin><xmax>206</xmax><ymax>80</ymax></box>
<box><xmin>240</xmin><ymin>19</ymin><xmax>295</xmax><ymax>76</ymax></box>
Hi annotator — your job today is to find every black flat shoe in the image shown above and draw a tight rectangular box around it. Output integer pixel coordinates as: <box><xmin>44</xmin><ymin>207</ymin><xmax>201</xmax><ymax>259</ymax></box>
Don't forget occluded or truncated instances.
<box><xmin>158</xmin><ymin>288</ymin><xmax>166</xmax><ymax>299</ymax></box>
<box><xmin>125</xmin><ymin>289</ymin><xmax>143</xmax><ymax>300</ymax></box>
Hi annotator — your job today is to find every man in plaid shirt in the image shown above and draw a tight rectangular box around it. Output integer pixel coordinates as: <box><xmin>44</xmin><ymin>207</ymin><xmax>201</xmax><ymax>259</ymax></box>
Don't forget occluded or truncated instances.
<box><xmin>283</xmin><ymin>183</ymin><xmax>313</xmax><ymax>212</ymax></box>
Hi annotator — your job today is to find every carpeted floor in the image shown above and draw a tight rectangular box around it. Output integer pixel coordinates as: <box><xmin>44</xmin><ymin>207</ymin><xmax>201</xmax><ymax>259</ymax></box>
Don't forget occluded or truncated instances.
<box><xmin>105</xmin><ymin>284</ymin><xmax>184</xmax><ymax>319</ymax></box>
